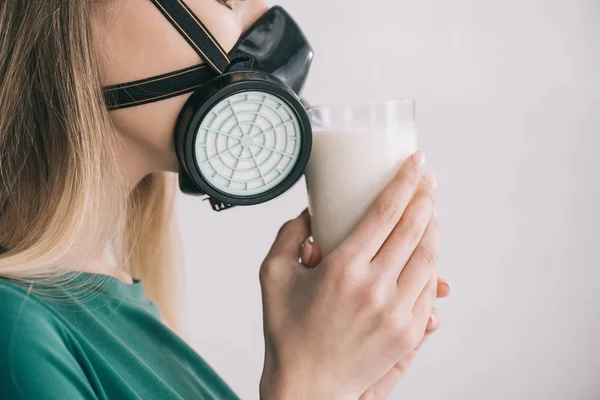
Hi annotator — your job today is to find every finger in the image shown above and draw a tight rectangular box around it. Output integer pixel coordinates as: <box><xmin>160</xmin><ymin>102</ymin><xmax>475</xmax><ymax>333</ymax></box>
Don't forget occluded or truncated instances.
<box><xmin>437</xmin><ymin>277</ymin><xmax>451</xmax><ymax>298</ymax></box>
<box><xmin>425</xmin><ymin>308</ymin><xmax>441</xmax><ymax>332</ymax></box>
<box><xmin>411</xmin><ymin>274</ymin><xmax>437</xmax><ymax>335</ymax></box>
<box><xmin>390</xmin><ymin>319</ymin><xmax>439</xmax><ymax>386</ymax></box>
<box><xmin>373</xmin><ymin>172</ymin><xmax>436</xmax><ymax>275</ymax></box>
<box><xmin>396</xmin><ymin>215</ymin><xmax>440</xmax><ymax>307</ymax></box>
<box><xmin>414</xmin><ymin>320</ymin><xmax>438</xmax><ymax>353</ymax></box>
<box><xmin>359</xmin><ymin>351</ymin><xmax>416</xmax><ymax>400</ymax></box>
<box><xmin>267</xmin><ymin>209</ymin><xmax>311</xmax><ymax>260</ymax></box>
<box><xmin>359</xmin><ymin>319</ymin><xmax>439</xmax><ymax>400</ymax></box>
<box><xmin>337</xmin><ymin>151</ymin><xmax>425</xmax><ymax>261</ymax></box>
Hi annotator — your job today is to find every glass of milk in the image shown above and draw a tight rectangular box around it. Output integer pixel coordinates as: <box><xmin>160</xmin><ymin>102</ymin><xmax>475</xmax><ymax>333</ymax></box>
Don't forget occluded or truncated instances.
<box><xmin>304</xmin><ymin>100</ymin><xmax>417</xmax><ymax>256</ymax></box>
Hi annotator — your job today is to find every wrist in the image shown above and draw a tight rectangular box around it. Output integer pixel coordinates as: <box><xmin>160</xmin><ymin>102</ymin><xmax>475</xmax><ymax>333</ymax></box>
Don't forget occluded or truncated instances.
<box><xmin>260</xmin><ymin>364</ymin><xmax>357</xmax><ymax>400</ymax></box>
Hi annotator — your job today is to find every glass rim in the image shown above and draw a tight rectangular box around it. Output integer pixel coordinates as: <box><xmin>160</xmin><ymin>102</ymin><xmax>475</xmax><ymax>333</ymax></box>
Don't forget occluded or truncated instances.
<box><xmin>306</xmin><ymin>99</ymin><xmax>415</xmax><ymax>112</ymax></box>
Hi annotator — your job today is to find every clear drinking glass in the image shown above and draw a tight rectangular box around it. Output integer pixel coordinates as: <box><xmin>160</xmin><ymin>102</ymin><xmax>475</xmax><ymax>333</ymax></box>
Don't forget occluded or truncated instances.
<box><xmin>304</xmin><ymin>100</ymin><xmax>417</xmax><ymax>256</ymax></box>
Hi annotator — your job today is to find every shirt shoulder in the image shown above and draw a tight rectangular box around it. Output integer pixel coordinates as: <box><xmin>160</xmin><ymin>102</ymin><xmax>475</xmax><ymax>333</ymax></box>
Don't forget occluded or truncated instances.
<box><xmin>0</xmin><ymin>279</ymin><xmax>97</xmax><ymax>399</ymax></box>
<box><xmin>0</xmin><ymin>279</ymin><xmax>61</xmax><ymax>349</ymax></box>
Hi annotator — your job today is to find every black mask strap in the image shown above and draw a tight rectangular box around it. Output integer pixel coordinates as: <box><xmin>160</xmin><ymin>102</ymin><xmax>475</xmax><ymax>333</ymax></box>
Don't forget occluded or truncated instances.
<box><xmin>103</xmin><ymin>0</ymin><xmax>231</xmax><ymax>111</ymax></box>
<box><xmin>103</xmin><ymin>64</ymin><xmax>214</xmax><ymax>110</ymax></box>
<box><xmin>149</xmin><ymin>0</ymin><xmax>230</xmax><ymax>73</ymax></box>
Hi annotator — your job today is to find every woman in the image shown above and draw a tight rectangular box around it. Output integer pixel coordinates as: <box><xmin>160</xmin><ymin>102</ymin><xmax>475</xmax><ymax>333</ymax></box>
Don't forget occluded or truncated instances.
<box><xmin>0</xmin><ymin>0</ymin><xmax>450</xmax><ymax>399</ymax></box>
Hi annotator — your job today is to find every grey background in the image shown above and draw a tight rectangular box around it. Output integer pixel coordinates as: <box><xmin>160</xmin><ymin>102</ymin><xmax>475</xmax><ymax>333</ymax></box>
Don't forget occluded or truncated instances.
<box><xmin>175</xmin><ymin>0</ymin><xmax>600</xmax><ymax>399</ymax></box>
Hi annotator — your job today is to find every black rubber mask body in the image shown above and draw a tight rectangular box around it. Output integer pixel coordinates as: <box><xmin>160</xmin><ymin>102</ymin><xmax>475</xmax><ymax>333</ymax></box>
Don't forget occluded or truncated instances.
<box><xmin>103</xmin><ymin>3</ymin><xmax>313</xmax><ymax>211</ymax></box>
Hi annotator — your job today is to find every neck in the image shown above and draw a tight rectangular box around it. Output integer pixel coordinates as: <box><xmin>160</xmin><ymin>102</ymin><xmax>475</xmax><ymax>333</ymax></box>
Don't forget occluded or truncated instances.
<box><xmin>77</xmin><ymin>249</ymin><xmax>134</xmax><ymax>285</ymax></box>
<box><xmin>76</xmin><ymin>135</ymin><xmax>163</xmax><ymax>285</ymax></box>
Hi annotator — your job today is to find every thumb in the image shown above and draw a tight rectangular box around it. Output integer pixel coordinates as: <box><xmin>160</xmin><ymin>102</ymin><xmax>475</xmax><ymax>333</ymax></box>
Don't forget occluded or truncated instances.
<box><xmin>300</xmin><ymin>238</ymin><xmax>323</xmax><ymax>268</ymax></box>
<box><xmin>267</xmin><ymin>209</ymin><xmax>311</xmax><ymax>261</ymax></box>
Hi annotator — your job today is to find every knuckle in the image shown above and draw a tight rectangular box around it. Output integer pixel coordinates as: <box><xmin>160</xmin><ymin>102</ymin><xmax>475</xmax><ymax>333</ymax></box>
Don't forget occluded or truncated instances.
<box><xmin>415</xmin><ymin>188</ymin><xmax>436</xmax><ymax>209</ymax></box>
<box><xmin>419</xmin><ymin>244</ymin><xmax>438</xmax><ymax>266</ymax></box>
<box><xmin>388</xmin><ymin>315</ymin><xmax>409</xmax><ymax>337</ymax></box>
<box><xmin>277</xmin><ymin>219</ymin><xmax>295</xmax><ymax>237</ymax></box>
<box><xmin>385</xmin><ymin>308</ymin><xmax>423</xmax><ymax>350</ymax></box>
<box><xmin>334</xmin><ymin>263</ymin><xmax>361</xmax><ymax>285</ymax></box>
<box><xmin>400</xmin><ymin>327</ymin><xmax>423</xmax><ymax>350</ymax></box>
<box><xmin>399</xmin><ymin>220</ymin><xmax>423</xmax><ymax>244</ymax></box>
<box><xmin>360</xmin><ymin>284</ymin><xmax>387</xmax><ymax>311</ymax></box>
<box><xmin>374</xmin><ymin>195</ymin><xmax>401</xmax><ymax>224</ymax></box>
<box><xmin>399</xmin><ymin>167</ymin><xmax>421</xmax><ymax>188</ymax></box>
<box><xmin>384</xmin><ymin>307</ymin><xmax>410</xmax><ymax>332</ymax></box>
<box><xmin>388</xmin><ymin>315</ymin><xmax>421</xmax><ymax>350</ymax></box>
<box><xmin>259</xmin><ymin>257</ymin><xmax>281</xmax><ymax>285</ymax></box>
<box><xmin>258</xmin><ymin>264</ymin><xmax>271</xmax><ymax>285</ymax></box>
<box><xmin>425</xmin><ymin>190</ymin><xmax>437</xmax><ymax>208</ymax></box>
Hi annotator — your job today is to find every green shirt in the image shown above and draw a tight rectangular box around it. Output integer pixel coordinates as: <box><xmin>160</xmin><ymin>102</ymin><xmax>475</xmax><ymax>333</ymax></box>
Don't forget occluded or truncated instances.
<box><xmin>0</xmin><ymin>273</ymin><xmax>239</xmax><ymax>400</ymax></box>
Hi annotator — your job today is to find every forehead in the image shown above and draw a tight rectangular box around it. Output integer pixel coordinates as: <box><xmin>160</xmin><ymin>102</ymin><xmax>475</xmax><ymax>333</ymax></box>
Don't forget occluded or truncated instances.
<box><xmin>91</xmin><ymin>0</ymin><xmax>241</xmax><ymax>86</ymax></box>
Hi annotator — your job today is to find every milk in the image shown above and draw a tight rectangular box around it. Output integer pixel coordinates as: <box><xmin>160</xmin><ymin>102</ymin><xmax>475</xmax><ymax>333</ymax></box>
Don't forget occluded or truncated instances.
<box><xmin>304</xmin><ymin>129</ymin><xmax>417</xmax><ymax>256</ymax></box>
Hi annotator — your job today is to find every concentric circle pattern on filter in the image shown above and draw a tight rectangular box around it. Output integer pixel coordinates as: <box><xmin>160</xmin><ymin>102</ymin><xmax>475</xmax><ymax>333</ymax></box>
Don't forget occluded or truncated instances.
<box><xmin>194</xmin><ymin>91</ymin><xmax>302</xmax><ymax>196</ymax></box>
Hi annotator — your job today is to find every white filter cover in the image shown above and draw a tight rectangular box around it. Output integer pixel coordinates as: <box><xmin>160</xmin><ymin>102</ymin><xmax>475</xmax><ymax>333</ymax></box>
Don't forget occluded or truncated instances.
<box><xmin>194</xmin><ymin>91</ymin><xmax>302</xmax><ymax>197</ymax></box>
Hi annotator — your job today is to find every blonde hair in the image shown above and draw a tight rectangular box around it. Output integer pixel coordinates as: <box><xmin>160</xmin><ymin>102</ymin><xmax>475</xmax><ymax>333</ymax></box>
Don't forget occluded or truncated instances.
<box><xmin>0</xmin><ymin>1</ymin><xmax>183</xmax><ymax>331</ymax></box>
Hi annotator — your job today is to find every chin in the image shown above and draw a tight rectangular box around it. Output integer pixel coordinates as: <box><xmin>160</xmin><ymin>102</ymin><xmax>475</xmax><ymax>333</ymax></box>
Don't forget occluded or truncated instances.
<box><xmin>168</xmin><ymin>152</ymin><xmax>181</xmax><ymax>173</ymax></box>
<box><xmin>147</xmin><ymin>153</ymin><xmax>180</xmax><ymax>175</ymax></box>
<box><xmin>158</xmin><ymin>149</ymin><xmax>181</xmax><ymax>174</ymax></box>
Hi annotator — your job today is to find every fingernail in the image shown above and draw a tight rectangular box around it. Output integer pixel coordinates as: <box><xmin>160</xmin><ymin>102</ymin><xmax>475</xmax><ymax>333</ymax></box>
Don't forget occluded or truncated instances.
<box><xmin>439</xmin><ymin>281</ymin><xmax>451</xmax><ymax>293</ymax></box>
<box><xmin>414</xmin><ymin>151</ymin><xmax>426</xmax><ymax>169</ymax></box>
<box><xmin>301</xmin><ymin>239</ymin><xmax>314</xmax><ymax>265</ymax></box>
<box><xmin>423</xmin><ymin>172</ymin><xmax>437</xmax><ymax>188</ymax></box>
<box><xmin>429</xmin><ymin>313</ymin><xmax>436</xmax><ymax>326</ymax></box>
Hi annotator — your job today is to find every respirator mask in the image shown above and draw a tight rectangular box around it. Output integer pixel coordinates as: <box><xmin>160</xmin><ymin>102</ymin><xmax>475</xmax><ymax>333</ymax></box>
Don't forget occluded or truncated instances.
<box><xmin>103</xmin><ymin>0</ymin><xmax>313</xmax><ymax>211</ymax></box>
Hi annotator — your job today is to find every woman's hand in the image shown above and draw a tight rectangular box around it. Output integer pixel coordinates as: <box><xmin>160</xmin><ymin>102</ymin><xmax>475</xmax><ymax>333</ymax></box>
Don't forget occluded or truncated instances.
<box><xmin>357</xmin><ymin>275</ymin><xmax>450</xmax><ymax>400</ymax></box>
<box><xmin>259</xmin><ymin>153</ymin><xmax>441</xmax><ymax>400</ymax></box>
<box><xmin>300</xmin><ymin>239</ymin><xmax>451</xmax><ymax>400</ymax></box>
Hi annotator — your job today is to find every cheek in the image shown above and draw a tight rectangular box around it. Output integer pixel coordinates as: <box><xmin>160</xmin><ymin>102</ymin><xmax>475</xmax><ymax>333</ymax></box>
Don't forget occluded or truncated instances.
<box><xmin>232</xmin><ymin>0</ymin><xmax>270</xmax><ymax>31</ymax></box>
<box><xmin>188</xmin><ymin>0</ymin><xmax>243</xmax><ymax>52</ymax></box>
<box><xmin>95</xmin><ymin>0</ymin><xmax>247</xmax><ymax>173</ymax></box>
<box><xmin>110</xmin><ymin>94</ymin><xmax>191</xmax><ymax>172</ymax></box>
<box><xmin>94</xmin><ymin>0</ymin><xmax>243</xmax><ymax>87</ymax></box>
